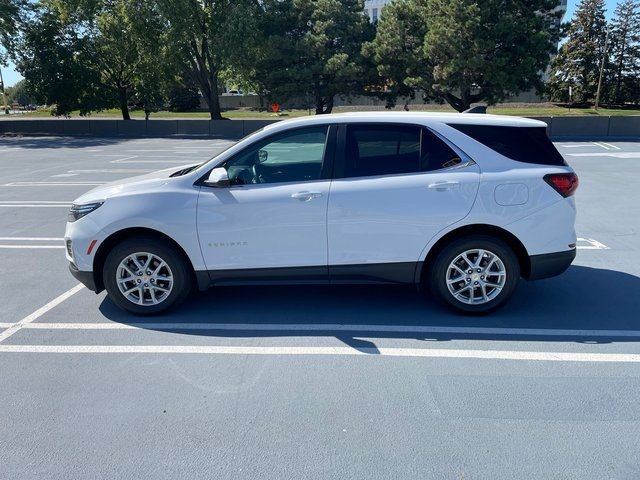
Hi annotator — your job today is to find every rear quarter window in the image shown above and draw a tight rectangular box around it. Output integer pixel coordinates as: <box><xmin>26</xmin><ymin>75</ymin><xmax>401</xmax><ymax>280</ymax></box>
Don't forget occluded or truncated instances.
<box><xmin>448</xmin><ymin>124</ymin><xmax>566</xmax><ymax>166</ymax></box>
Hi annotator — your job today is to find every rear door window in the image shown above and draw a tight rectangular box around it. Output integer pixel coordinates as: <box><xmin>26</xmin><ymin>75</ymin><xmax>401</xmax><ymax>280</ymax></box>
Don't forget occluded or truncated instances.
<box><xmin>420</xmin><ymin>128</ymin><xmax>465</xmax><ymax>171</ymax></box>
<box><xmin>448</xmin><ymin>124</ymin><xmax>566</xmax><ymax>166</ymax></box>
<box><xmin>343</xmin><ymin>124</ymin><xmax>421</xmax><ymax>178</ymax></box>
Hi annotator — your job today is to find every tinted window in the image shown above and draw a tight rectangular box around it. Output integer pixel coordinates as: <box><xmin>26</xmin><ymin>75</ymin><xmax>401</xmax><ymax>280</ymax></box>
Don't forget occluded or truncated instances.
<box><xmin>224</xmin><ymin>126</ymin><xmax>327</xmax><ymax>185</ymax></box>
<box><xmin>344</xmin><ymin>124</ymin><xmax>421</xmax><ymax>177</ymax></box>
<box><xmin>448</xmin><ymin>124</ymin><xmax>566</xmax><ymax>166</ymax></box>
<box><xmin>420</xmin><ymin>128</ymin><xmax>465</xmax><ymax>171</ymax></box>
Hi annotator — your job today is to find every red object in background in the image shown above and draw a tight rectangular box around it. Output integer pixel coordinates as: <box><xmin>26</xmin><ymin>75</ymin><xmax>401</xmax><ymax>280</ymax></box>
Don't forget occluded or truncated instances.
<box><xmin>270</xmin><ymin>103</ymin><xmax>280</xmax><ymax>113</ymax></box>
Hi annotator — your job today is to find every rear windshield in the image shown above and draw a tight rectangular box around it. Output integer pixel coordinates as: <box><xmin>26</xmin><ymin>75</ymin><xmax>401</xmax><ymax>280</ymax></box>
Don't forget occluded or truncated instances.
<box><xmin>448</xmin><ymin>124</ymin><xmax>566</xmax><ymax>166</ymax></box>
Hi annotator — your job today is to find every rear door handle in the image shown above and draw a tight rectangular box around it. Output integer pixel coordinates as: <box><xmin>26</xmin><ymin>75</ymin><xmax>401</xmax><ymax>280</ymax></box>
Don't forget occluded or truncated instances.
<box><xmin>291</xmin><ymin>191</ymin><xmax>323</xmax><ymax>201</ymax></box>
<box><xmin>428</xmin><ymin>181</ymin><xmax>460</xmax><ymax>191</ymax></box>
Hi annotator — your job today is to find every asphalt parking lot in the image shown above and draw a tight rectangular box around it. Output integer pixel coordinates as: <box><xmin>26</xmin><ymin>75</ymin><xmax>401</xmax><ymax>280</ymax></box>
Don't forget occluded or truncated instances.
<box><xmin>1</xmin><ymin>135</ymin><xmax>639</xmax><ymax>479</ymax></box>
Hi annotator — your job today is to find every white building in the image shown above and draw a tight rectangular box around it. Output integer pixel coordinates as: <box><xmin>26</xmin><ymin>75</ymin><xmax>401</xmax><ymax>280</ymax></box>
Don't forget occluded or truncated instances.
<box><xmin>364</xmin><ymin>0</ymin><xmax>566</xmax><ymax>24</ymax></box>
<box><xmin>363</xmin><ymin>0</ymin><xmax>389</xmax><ymax>23</ymax></box>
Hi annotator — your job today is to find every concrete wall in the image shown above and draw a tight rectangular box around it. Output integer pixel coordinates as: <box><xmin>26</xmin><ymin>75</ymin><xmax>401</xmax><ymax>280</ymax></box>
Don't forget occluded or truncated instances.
<box><xmin>0</xmin><ymin>119</ymin><xmax>274</xmax><ymax>138</ymax></box>
<box><xmin>1</xmin><ymin>116</ymin><xmax>639</xmax><ymax>139</ymax></box>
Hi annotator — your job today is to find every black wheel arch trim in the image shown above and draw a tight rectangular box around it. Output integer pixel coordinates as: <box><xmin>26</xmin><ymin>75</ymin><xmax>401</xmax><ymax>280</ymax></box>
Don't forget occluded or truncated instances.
<box><xmin>416</xmin><ymin>224</ymin><xmax>531</xmax><ymax>284</ymax></box>
<box><xmin>92</xmin><ymin>227</ymin><xmax>200</xmax><ymax>293</ymax></box>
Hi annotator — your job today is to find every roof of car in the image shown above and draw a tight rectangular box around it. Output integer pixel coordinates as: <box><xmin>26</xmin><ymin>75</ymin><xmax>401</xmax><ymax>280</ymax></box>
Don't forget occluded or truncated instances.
<box><xmin>263</xmin><ymin>111</ymin><xmax>546</xmax><ymax>130</ymax></box>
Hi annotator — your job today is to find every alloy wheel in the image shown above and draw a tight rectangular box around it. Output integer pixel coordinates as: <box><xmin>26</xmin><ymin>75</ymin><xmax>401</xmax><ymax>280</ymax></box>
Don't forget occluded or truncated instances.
<box><xmin>116</xmin><ymin>252</ymin><xmax>174</xmax><ymax>306</ymax></box>
<box><xmin>445</xmin><ymin>249</ymin><xmax>507</xmax><ymax>305</ymax></box>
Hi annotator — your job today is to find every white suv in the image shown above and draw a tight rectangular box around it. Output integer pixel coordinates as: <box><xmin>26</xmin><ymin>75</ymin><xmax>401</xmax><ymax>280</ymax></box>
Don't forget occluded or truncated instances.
<box><xmin>65</xmin><ymin>113</ymin><xmax>578</xmax><ymax>315</ymax></box>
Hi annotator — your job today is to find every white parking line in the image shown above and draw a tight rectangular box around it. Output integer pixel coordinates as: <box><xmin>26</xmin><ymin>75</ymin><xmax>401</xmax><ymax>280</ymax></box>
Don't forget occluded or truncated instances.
<box><xmin>594</xmin><ymin>142</ymin><xmax>621</xmax><ymax>150</ymax></box>
<box><xmin>0</xmin><ymin>201</ymin><xmax>71</xmax><ymax>208</ymax></box>
<box><xmin>126</xmin><ymin>149</ymin><xmax>211</xmax><ymax>153</ymax></box>
<box><xmin>111</xmin><ymin>159</ymin><xmax>199</xmax><ymax>164</ymax></box>
<box><xmin>557</xmin><ymin>144</ymin><xmax>594</xmax><ymax>148</ymax></box>
<box><xmin>51</xmin><ymin>173</ymin><xmax>79</xmax><ymax>178</ymax></box>
<box><xmin>0</xmin><ymin>284</ymin><xmax>84</xmax><ymax>344</ymax></box>
<box><xmin>0</xmin><ymin>237</ymin><xmax>64</xmax><ymax>241</ymax></box>
<box><xmin>577</xmin><ymin>237</ymin><xmax>610</xmax><ymax>250</ymax></box>
<box><xmin>2</xmin><ymin>182</ymin><xmax>106</xmax><ymax>187</ymax></box>
<box><xmin>567</xmin><ymin>152</ymin><xmax>640</xmax><ymax>158</ymax></box>
<box><xmin>1</xmin><ymin>344</ymin><xmax>639</xmax><ymax>362</ymax></box>
<box><xmin>0</xmin><ymin>204</ymin><xmax>71</xmax><ymax>208</ymax></box>
<box><xmin>0</xmin><ymin>245</ymin><xmax>65</xmax><ymax>249</ymax></box>
<box><xmin>108</xmin><ymin>155</ymin><xmax>139</xmax><ymax>163</ymax></box>
<box><xmin>18</xmin><ymin>322</ymin><xmax>640</xmax><ymax>338</ymax></box>
<box><xmin>69</xmin><ymin>169</ymin><xmax>153</xmax><ymax>174</ymax></box>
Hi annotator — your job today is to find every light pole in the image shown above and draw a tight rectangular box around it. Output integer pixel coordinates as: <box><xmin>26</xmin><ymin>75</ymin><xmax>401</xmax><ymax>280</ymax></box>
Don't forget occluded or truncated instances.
<box><xmin>0</xmin><ymin>67</ymin><xmax>8</xmax><ymax>114</ymax></box>
<box><xmin>595</xmin><ymin>27</ymin><xmax>609</xmax><ymax>111</ymax></box>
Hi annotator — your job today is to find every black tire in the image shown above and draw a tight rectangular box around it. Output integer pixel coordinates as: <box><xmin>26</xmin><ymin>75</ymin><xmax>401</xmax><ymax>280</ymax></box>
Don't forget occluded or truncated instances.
<box><xmin>103</xmin><ymin>237</ymin><xmax>192</xmax><ymax>315</ymax></box>
<box><xmin>428</xmin><ymin>235</ymin><xmax>520</xmax><ymax>315</ymax></box>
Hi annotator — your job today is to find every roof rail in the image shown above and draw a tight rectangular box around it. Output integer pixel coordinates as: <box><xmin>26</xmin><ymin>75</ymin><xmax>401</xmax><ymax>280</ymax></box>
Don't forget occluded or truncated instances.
<box><xmin>462</xmin><ymin>106</ymin><xmax>487</xmax><ymax>114</ymax></box>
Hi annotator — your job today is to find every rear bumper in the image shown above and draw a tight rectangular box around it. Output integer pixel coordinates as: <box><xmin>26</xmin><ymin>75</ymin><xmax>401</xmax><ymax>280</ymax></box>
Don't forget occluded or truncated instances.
<box><xmin>69</xmin><ymin>262</ymin><xmax>99</xmax><ymax>292</ymax></box>
<box><xmin>526</xmin><ymin>249</ymin><xmax>576</xmax><ymax>280</ymax></box>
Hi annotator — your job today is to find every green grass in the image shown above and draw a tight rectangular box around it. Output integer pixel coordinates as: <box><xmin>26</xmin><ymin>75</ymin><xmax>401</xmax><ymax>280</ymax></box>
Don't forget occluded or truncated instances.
<box><xmin>18</xmin><ymin>108</ymin><xmax>309</xmax><ymax>119</ymax></box>
<box><xmin>486</xmin><ymin>106</ymin><xmax>640</xmax><ymax>116</ymax></box>
<box><xmin>16</xmin><ymin>104</ymin><xmax>640</xmax><ymax>119</ymax></box>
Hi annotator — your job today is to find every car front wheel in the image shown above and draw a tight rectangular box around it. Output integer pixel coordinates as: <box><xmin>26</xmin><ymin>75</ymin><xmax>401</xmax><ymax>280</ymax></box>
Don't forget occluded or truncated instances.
<box><xmin>103</xmin><ymin>238</ymin><xmax>192</xmax><ymax>315</ymax></box>
<box><xmin>429</xmin><ymin>235</ymin><xmax>520</xmax><ymax>314</ymax></box>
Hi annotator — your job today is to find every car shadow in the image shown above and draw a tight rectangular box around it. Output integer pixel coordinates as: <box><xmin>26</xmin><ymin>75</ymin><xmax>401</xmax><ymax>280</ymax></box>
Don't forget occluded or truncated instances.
<box><xmin>98</xmin><ymin>265</ymin><xmax>640</xmax><ymax>344</ymax></box>
<box><xmin>0</xmin><ymin>136</ymin><xmax>132</xmax><ymax>149</ymax></box>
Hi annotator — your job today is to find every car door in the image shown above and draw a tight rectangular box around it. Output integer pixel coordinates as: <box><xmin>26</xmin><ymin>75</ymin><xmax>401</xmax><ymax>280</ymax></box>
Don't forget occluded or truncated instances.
<box><xmin>197</xmin><ymin>125</ymin><xmax>335</xmax><ymax>280</ymax></box>
<box><xmin>327</xmin><ymin>123</ymin><xmax>480</xmax><ymax>282</ymax></box>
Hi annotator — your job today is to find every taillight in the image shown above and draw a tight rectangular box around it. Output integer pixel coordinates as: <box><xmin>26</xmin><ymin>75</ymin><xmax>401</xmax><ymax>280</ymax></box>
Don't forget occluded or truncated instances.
<box><xmin>544</xmin><ymin>173</ymin><xmax>579</xmax><ymax>198</ymax></box>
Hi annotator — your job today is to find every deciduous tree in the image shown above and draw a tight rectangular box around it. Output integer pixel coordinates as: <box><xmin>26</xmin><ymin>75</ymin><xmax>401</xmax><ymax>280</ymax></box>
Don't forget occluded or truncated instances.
<box><xmin>13</xmin><ymin>8</ymin><xmax>104</xmax><ymax>116</ymax></box>
<box><xmin>251</xmin><ymin>0</ymin><xmax>374</xmax><ymax>114</ymax></box>
<box><xmin>156</xmin><ymin>0</ymin><xmax>259</xmax><ymax>119</ymax></box>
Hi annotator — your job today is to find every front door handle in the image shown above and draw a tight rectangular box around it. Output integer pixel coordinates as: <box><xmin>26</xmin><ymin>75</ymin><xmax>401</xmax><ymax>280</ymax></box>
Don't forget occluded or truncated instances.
<box><xmin>291</xmin><ymin>191</ymin><xmax>323</xmax><ymax>201</ymax></box>
<box><xmin>428</xmin><ymin>181</ymin><xmax>460</xmax><ymax>191</ymax></box>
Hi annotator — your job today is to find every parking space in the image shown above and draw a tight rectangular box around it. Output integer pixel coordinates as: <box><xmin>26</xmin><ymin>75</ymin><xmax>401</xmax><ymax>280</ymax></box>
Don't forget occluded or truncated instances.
<box><xmin>1</xmin><ymin>136</ymin><xmax>640</xmax><ymax>479</ymax></box>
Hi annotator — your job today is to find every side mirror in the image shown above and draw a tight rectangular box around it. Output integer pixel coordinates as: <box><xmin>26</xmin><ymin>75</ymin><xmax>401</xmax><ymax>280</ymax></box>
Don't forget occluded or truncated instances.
<box><xmin>204</xmin><ymin>167</ymin><xmax>229</xmax><ymax>187</ymax></box>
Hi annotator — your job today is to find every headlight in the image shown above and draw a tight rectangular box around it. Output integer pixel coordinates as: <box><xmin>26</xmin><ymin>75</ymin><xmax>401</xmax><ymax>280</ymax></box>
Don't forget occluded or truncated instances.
<box><xmin>67</xmin><ymin>201</ymin><xmax>104</xmax><ymax>222</ymax></box>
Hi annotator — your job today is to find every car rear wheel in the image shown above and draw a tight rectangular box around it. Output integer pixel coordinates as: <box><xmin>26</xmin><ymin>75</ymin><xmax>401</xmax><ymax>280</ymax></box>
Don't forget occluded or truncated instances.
<box><xmin>103</xmin><ymin>238</ymin><xmax>192</xmax><ymax>315</ymax></box>
<box><xmin>429</xmin><ymin>235</ymin><xmax>520</xmax><ymax>314</ymax></box>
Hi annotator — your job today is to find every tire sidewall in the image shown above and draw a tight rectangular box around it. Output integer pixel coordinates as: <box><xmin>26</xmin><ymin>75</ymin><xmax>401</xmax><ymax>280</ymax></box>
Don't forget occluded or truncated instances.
<box><xmin>103</xmin><ymin>238</ymin><xmax>191</xmax><ymax>315</ymax></box>
<box><xmin>430</xmin><ymin>236</ymin><xmax>520</xmax><ymax>314</ymax></box>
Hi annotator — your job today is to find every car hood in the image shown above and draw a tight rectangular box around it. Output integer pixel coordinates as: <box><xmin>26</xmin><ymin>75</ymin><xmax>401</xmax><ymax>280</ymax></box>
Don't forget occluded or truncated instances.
<box><xmin>72</xmin><ymin>164</ymin><xmax>198</xmax><ymax>204</ymax></box>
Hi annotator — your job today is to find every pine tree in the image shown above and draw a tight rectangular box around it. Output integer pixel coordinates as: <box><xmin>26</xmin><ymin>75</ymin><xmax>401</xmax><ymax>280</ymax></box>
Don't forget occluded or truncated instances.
<box><xmin>369</xmin><ymin>0</ymin><xmax>561</xmax><ymax>112</ymax></box>
<box><xmin>606</xmin><ymin>0</ymin><xmax>640</xmax><ymax>104</ymax></box>
<box><xmin>547</xmin><ymin>0</ymin><xmax>608</xmax><ymax>104</ymax></box>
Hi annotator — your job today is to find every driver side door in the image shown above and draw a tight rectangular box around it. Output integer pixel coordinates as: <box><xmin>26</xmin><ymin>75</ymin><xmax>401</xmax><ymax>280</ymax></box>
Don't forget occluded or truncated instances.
<box><xmin>197</xmin><ymin>125</ymin><xmax>335</xmax><ymax>282</ymax></box>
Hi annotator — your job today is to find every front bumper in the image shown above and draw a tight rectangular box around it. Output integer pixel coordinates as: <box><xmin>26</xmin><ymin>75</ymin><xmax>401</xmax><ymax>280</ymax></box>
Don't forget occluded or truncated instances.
<box><xmin>69</xmin><ymin>262</ymin><xmax>99</xmax><ymax>292</ymax></box>
<box><xmin>526</xmin><ymin>249</ymin><xmax>576</xmax><ymax>280</ymax></box>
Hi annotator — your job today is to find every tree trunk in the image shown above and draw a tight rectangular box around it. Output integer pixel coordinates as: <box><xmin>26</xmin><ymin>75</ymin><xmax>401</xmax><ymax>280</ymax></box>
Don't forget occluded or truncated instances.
<box><xmin>314</xmin><ymin>81</ymin><xmax>324</xmax><ymax>114</ymax></box>
<box><xmin>442</xmin><ymin>90</ymin><xmax>482</xmax><ymax>113</ymax></box>
<box><xmin>442</xmin><ymin>92</ymin><xmax>466</xmax><ymax>112</ymax></box>
<box><xmin>207</xmin><ymin>72</ymin><xmax>223</xmax><ymax>120</ymax></box>
<box><xmin>314</xmin><ymin>91</ymin><xmax>334</xmax><ymax>114</ymax></box>
<box><xmin>324</xmin><ymin>96</ymin><xmax>334</xmax><ymax>114</ymax></box>
<box><xmin>118</xmin><ymin>86</ymin><xmax>131</xmax><ymax>120</ymax></box>
<box><xmin>186</xmin><ymin>42</ymin><xmax>224</xmax><ymax>120</ymax></box>
<box><xmin>614</xmin><ymin>29</ymin><xmax>628</xmax><ymax>104</ymax></box>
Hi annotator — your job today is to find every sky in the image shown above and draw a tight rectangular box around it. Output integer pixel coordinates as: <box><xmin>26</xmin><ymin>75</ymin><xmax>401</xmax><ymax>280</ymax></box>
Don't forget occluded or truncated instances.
<box><xmin>0</xmin><ymin>0</ymin><xmax>621</xmax><ymax>88</ymax></box>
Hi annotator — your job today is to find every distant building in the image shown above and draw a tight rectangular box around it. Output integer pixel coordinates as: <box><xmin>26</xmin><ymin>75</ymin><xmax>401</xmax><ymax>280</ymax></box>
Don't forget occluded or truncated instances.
<box><xmin>363</xmin><ymin>0</ymin><xmax>388</xmax><ymax>22</ymax></box>
<box><xmin>364</xmin><ymin>0</ymin><xmax>567</xmax><ymax>25</ymax></box>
